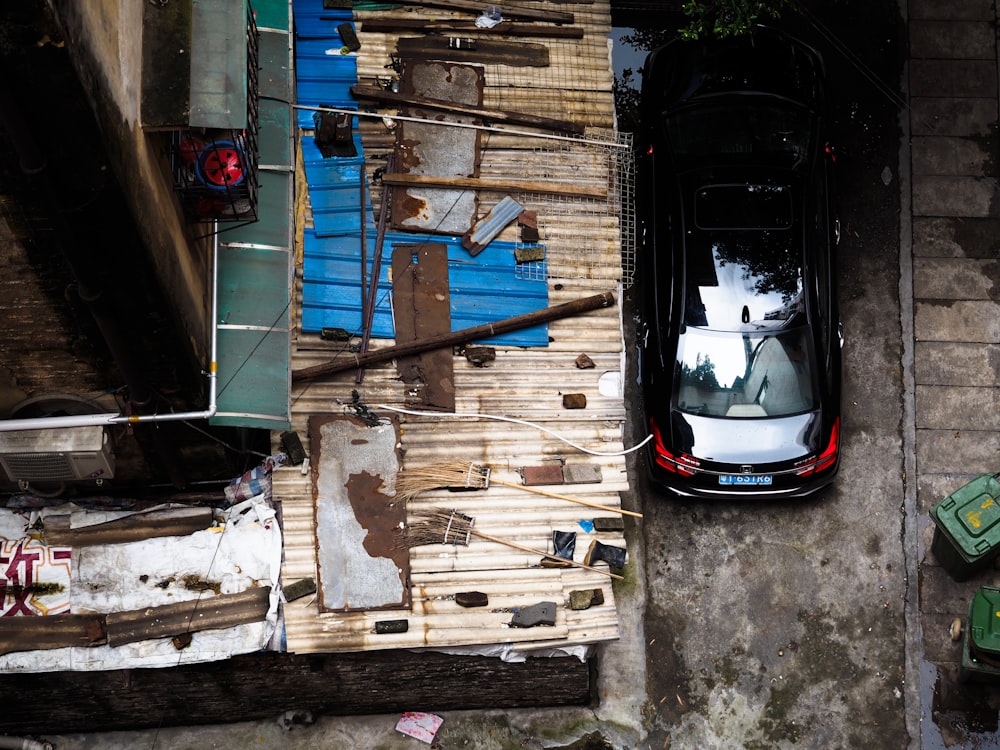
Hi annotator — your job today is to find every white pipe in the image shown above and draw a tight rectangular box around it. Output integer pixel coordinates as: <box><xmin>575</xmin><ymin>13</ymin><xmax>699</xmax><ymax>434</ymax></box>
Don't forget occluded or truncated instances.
<box><xmin>0</xmin><ymin>225</ymin><xmax>221</xmax><ymax>433</ymax></box>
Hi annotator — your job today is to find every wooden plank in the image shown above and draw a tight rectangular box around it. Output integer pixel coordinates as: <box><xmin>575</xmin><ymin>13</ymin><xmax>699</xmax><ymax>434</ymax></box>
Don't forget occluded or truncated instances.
<box><xmin>397</xmin><ymin>36</ymin><xmax>550</xmax><ymax>67</ymax></box>
<box><xmin>381</xmin><ymin>172</ymin><xmax>608</xmax><ymax>199</ymax></box>
<box><xmin>0</xmin><ymin>613</ymin><xmax>106</xmax><ymax>655</ymax></box>
<box><xmin>351</xmin><ymin>84</ymin><xmax>584</xmax><ymax>134</ymax></box>
<box><xmin>392</xmin><ymin>0</ymin><xmax>574</xmax><ymax>23</ymax></box>
<box><xmin>359</xmin><ymin>17</ymin><xmax>585</xmax><ymax>39</ymax></box>
<box><xmin>105</xmin><ymin>587</ymin><xmax>272</xmax><ymax>646</ymax></box>
<box><xmin>0</xmin><ymin>650</ymin><xmax>592</xmax><ymax>734</ymax></box>
<box><xmin>42</xmin><ymin>507</ymin><xmax>213</xmax><ymax>547</ymax></box>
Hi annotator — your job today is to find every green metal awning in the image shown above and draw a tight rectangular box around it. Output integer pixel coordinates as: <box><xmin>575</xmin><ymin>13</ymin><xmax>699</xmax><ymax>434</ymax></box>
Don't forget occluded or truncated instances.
<box><xmin>210</xmin><ymin>5</ymin><xmax>294</xmax><ymax>430</ymax></box>
<box><xmin>141</xmin><ymin>0</ymin><xmax>253</xmax><ymax>129</ymax></box>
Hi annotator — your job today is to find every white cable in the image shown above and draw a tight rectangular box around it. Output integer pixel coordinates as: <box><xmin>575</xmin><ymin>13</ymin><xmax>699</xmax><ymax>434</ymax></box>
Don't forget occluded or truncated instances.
<box><xmin>376</xmin><ymin>404</ymin><xmax>653</xmax><ymax>457</ymax></box>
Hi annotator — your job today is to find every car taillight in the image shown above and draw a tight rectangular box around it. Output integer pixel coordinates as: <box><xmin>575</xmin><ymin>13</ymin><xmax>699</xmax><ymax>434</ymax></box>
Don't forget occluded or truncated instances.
<box><xmin>795</xmin><ymin>418</ymin><xmax>840</xmax><ymax>476</ymax></box>
<box><xmin>650</xmin><ymin>417</ymin><xmax>698</xmax><ymax>477</ymax></box>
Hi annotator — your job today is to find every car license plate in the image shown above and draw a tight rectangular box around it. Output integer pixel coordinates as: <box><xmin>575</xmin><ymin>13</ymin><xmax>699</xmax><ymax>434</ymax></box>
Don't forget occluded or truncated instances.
<box><xmin>719</xmin><ymin>475</ymin><xmax>773</xmax><ymax>486</ymax></box>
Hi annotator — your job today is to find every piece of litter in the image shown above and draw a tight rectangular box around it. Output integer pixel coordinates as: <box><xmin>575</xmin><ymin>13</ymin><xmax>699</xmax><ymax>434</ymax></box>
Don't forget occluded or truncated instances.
<box><xmin>395</xmin><ymin>712</ymin><xmax>444</xmax><ymax>744</ymax></box>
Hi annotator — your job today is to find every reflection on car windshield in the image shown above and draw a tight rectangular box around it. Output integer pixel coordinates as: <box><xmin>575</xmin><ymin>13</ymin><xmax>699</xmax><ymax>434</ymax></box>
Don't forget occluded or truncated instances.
<box><xmin>674</xmin><ymin>326</ymin><xmax>817</xmax><ymax>418</ymax></box>
<box><xmin>665</xmin><ymin>100</ymin><xmax>812</xmax><ymax>168</ymax></box>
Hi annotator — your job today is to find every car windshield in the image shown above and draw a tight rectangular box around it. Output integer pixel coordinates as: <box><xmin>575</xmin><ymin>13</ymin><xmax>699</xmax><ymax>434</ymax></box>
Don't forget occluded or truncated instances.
<box><xmin>674</xmin><ymin>326</ymin><xmax>817</xmax><ymax>418</ymax></box>
<box><xmin>665</xmin><ymin>99</ymin><xmax>813</xmax><ymax>168</ymax></box>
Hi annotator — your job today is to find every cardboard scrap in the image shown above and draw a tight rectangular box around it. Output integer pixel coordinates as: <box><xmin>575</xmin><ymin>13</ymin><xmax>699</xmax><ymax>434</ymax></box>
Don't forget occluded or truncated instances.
<box><xmin>395</xmin><ymin>711</ymin><xmax>444</xmax><ymax>744</ymax></box>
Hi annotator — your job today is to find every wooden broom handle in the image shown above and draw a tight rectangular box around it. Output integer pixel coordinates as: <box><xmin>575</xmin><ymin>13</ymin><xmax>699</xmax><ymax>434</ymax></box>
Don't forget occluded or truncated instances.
<box><xmin>493</xmin><ymin>478</ymin><xmax>643</xmax><ymax>519</ymax></box>
<box><xmin>470</xmin><ymin>530</ymin><xmax>623</xmax><ymax>580</ymax></box>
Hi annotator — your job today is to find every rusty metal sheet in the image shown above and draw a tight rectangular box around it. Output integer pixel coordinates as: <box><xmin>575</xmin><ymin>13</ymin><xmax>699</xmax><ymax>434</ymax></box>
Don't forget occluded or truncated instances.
<box><xmin>391</xmin><ymin>243</ymin><xmax>455</xmax><ymax>411</ymax></box>
<box><xmin>391</xmin><ymin>61</ymin><xmax>483</xmax><ymax>235</ymax></box>
<box><xmin>309</xmin><ymin>415</ymin><xmax>409</xmax><ymax>612</ymax></box>
<box><xmin>105</xmin><ymin>588</ymin><xmax>271</xmax><ymax>647</ymax></box>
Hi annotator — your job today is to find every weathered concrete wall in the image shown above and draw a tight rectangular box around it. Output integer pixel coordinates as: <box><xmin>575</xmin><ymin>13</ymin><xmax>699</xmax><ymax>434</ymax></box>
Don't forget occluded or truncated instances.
<box><xmin>46</xmin><ymin>0</ymin><xmax>210</xmax><ymax>368</ymax></box>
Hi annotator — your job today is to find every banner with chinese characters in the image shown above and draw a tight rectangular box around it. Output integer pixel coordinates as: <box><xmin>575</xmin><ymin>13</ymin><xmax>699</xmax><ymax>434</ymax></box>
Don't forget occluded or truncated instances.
<box><xmin>0</xmin><ymin>537</ymin><xmax>71</xmax><ymax>616</ymax></box>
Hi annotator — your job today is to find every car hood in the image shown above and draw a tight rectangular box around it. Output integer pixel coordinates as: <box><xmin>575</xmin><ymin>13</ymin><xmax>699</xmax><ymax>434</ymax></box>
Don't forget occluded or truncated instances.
<box><xmin>670</xmin><ymin>409</ymin><xmax>822</xmax><ymax>465</ymax></box>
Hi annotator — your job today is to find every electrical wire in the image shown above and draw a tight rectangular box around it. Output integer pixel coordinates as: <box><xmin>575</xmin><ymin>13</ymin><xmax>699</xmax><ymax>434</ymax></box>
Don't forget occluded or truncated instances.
<box><xmin>376</xmin><ymin>403</ymin><xmax>653</xmax><ymax>457</ymax></box>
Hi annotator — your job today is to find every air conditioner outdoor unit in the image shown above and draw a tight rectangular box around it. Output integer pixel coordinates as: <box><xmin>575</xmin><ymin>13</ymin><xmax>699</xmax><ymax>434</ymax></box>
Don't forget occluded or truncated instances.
<box><xmin>0</xmin><ymin>425</ymin><xmax>115</xmax><ymax>484</ymax></box>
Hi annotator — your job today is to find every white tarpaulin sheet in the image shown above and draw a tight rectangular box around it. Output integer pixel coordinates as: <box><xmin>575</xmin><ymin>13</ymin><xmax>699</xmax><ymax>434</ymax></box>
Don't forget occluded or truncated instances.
<box><xmin>0</xmin><ymin>495</ymin><xmax>282</xmax><ymax>673</ymax></box>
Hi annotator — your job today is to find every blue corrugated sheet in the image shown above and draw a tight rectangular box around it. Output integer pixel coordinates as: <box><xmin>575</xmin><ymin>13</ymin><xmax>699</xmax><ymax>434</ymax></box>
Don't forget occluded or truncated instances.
<box><xmin>293</xmin><ymin>0</ymin><xmax>549</xmax><ymax>348</ymax></box>
<box><xmin>302</xmin><ymin>229</ymin><xmax>549</xmax><ymax>346</ymax></box>
<box><xmin>293</xmin><ymin>1</ymin><xmax>357</xmax><ymax>128</ymax></box>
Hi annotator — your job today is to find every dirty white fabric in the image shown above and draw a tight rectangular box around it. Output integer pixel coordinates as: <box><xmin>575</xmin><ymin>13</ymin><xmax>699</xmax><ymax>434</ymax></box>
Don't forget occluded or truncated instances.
<box><xmin>0</xmin><ymin>494</ymin><xmax>282</xmax><ymax>673</ymax></box>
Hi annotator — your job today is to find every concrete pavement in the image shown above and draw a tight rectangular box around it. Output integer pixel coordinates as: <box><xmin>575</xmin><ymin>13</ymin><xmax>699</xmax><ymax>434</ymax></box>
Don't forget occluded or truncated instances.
<box><xmin>906</xmin><ymin>0</ymin><xmax>1000</xmax><ymax>746</ymax></box>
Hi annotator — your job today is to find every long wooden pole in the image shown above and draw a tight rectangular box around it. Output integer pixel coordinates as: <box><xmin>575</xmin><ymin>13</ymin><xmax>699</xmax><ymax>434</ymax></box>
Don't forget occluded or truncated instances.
<box><xmin>293</xmin><ymin>291</ymin><xmax>616</xmax><ymax>382</ymax></box>
<box><xmin>351</xmin><ymin>85</ymin><xmax>584</xmax><ymax>135</ymax></box>
<box><xmin>379</xmin><ymin>172</ymin><xmax>607</xmax><ymax>199</ymax></box>
<box><xmin>468</xmin><ymin>529</ymin><xmax>623</xmax><ymax>580</ymax></box>
<box><xmin>487</xmin><ymin>478</ymin><xmax>643</xmax><ymax>519</ymax></box>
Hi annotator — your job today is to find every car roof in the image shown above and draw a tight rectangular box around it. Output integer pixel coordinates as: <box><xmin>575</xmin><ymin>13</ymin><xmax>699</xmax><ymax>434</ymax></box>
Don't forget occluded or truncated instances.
<box><xmin>680</xmin><ymin>170</ymin><xmax>806</xmax><ymax>332</ymax></box>
<box><xmin>643</xmin><ymin>26</ymin><xmax>824</xmax><ymax>113</ymax></box>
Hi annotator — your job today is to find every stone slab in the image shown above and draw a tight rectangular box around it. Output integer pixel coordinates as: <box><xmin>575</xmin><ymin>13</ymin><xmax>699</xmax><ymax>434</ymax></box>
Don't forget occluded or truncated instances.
<box><xmin>913</xmin><ymin>217</ymin><xmax>1000</xmax><ymax>258</ymax></box>
<box><xmin>909</xmin><ymin>60</ymin><xmax>997</xmax><ymax>98</ymax></box>
<box><xmin>914</xmin><ymin>257</ymin><xmax>998</xmax><ymax>299</ymax></box>
<box><xmin>914</xmin><ymin>341</ymin><xmax>1000</xmax><ymax>386</ymax></box>
<box><xmin>912</xmin><ymin>175</ymin><xmax>1000</xmax><ymax>217</ymax></box>
<box><xmin>910</xmin><ymin>20</ymin><xmax>995</xmax><ymax>59</ymax></box>
<box><xmin>915</xmin><ymin>299</ymin><xmax>1000</xmax><ymax>342</ymax></box>
<box><xmin>916</xmin><ymin>385</ymin><xmax>1000</xmax><ymax>429</ymax></box>
<box><xmin>910</xmin><ymin>97</ymin><xmax>997</xmax><ymax>137</ymax></box>
<box><xmin>910</xmin><ymin>136</ymin><xmax>992</xmax><ymax>176</ymax></box>
<box><xmin>908</xmin><ymin>0</ymin><xmax>995</xmax><ymax>21</ymax></box>
<box><xmin>916</xmin><ymin>428</ymin><xmax>1000</xmax><ymax>476</ymax></box>
<box><xmin>919</xmin><ymin>563</ymin><xmax>981</xmax><ymax>616</ymax></box>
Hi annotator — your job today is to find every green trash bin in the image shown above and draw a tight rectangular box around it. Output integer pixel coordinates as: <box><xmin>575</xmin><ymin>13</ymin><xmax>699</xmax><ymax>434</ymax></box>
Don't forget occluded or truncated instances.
<box><xmin>960</xmin><ymin>585</ymin><xmax>1000</xmax><ymax>683</ymax></box>
<box><xmin>929</xmin><ymin>472</ymin><xmax>1000</xmax><ymax>581</ymax></box>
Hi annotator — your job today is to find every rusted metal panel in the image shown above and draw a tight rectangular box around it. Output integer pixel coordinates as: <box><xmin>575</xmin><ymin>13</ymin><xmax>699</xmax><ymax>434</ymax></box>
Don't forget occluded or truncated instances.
<box><xmin>0</xmin><ymin>614</ymin><xmax>105</xmax><ymax>656</ymax></box>
<box><xmin>391</xmin><ymin>243</ymin><xmax>455</xmax><ymax>411</ymax></box>
<box><xmin>462</xmin><ymin>195</ymin><xmax>524</xmax><ymax>255</ymax></box>
<box><xmin>42</xmin><ymin>507</ymin><xmax>213</xmax><ymax>547</ymax></box>
<box><xmin>309</xmin><ymin>414</ymin><xmax>409</xmax><ymax>612</ymax></box>
<box><xmin>105</xmin><ymin>587</ymin><xmax>272</xmax><ymax>647</ymax></box>
<box><xmin>391</xmin><ymin>61</ymin><xmax>483</xmax><ymax>235</ymax></box>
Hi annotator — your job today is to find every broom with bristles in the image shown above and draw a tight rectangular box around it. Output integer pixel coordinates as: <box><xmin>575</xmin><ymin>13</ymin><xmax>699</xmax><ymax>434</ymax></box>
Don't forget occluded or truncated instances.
<box><xmin>395</xmin><ymin>461</ymin><xmax>642</xmax><ymax>519</ymax></box>
<box><xmin>399</xmin><ymin>508</ymin><xmax>624</xmax><ymax>580</ymax></box>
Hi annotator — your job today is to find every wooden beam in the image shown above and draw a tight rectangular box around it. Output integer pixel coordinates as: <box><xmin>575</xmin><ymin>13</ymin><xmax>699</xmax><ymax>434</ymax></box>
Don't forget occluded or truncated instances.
<box><xmin>0</xmin><ymin>650</ymin><xmax>591</xmax><ymax>734</ymax></box>
<box><xmin>0</xmin><ymin>613</ymin><xmax>105</xmax><ymax>655</ymax></box>
<box><xmin>43</xmin><ymin>507</ymin><xmax>213</xmax><ymax>547</ymax></box>
<box><xmin>351</xmin><ymin>84</ymin><xmax>584</xmax><ymax>134</ymax></box>
<box><xmin>393</xmin><ymin>0</ymin><xmax>574</xmax><ymax>24</ymax></box>
<box><xmin>293</xmin><ymin>292</ymin><xmax>616</xmax><ymax>382</ymax></box>
<box><xmin>359</xmin><ymin>18</ymin><xmax>585</xmax><ymax>39</ymax></box>
<box><xmin>105</xmin><ymin>587</ymin><xmax>272</xmax><ymax>646</ymax></box>
<box><xmin>381</xmin><ymin>172</ymin><xmax>607</xmax><ymax>198</ymax></box>
<box><xmin>396</xmin><ymin>36</ymin><xmax>550</xmax><ymax>67</ymax></box>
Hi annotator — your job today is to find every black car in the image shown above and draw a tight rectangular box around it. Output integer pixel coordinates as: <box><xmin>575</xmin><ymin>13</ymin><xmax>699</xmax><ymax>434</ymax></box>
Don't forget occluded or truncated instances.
<box><xmin>635</xmin><ymin>26</ymin><xmax>842</xmax><ymax>499</ymax></box>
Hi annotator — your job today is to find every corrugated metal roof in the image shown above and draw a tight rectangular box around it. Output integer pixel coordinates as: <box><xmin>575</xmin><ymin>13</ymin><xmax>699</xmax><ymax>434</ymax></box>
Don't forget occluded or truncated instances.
<box><xmin>277</xmin><ymin>0</ymin><xmax>630</xmax><ymax>657</ymax></box>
